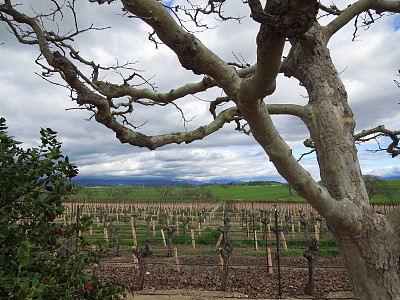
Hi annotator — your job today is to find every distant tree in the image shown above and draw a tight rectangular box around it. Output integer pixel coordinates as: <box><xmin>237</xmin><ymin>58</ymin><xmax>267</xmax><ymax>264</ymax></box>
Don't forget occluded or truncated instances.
<box><xmin>154</xmin><ymin>184</ymin><xmax>173</xmax><ymax>201</ymax></box>
<box><xmin>363</xmin><ymin>175</ymin><xmax>393</xmax><ymax>202</ymax></box>
<box><xmin>182</xmin><ymin>183</ymin><xmax>194</xmax><ymax>189</ymax></box>
<box><xmin>105</xmin><ymin>187</ymin><xmax>117</xmax><ymax>201</ymax></box>
<box><xmin>248</xmin><ymin>181</ymin><xmax>266</xmax><ymax>186</ymax></box>
<box><xmin>283</xmin><ymin>183</ymin><xmax>294</xmax><ymax>196</ymax></box>
<box><xmin>191</xmin><ymin>185</ymin><xmax>214</xmax><ymax>200</ymax></box>
<box><xmin>83</xmin><ymin>187</ymin><xmax>98</xmax><ymax>200</ymax></box>
<box><xmin>119</xmin><ymin>186</ymin><xmax>134</xmax><ymax>200</ymax></box>
<box><xmin>179</xmin><ymin>184</ymin><xmax>193</xmax><ymax>200</ymax></box>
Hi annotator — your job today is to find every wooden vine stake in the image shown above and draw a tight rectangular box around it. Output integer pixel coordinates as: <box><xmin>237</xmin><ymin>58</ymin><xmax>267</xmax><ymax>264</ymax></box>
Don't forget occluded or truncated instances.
<box><xmin>198</xmin><ymin>222</ymin><xmax>201</xmax><ymax>236</ymax></box>
<box><xmin>254</xmin><ymin>229</ymin><xmax>258</xmax><ymax>251</ymax></box>
<box><xmin>132</xmin><ymin>245</ymin><xmax>139</xmax><ymax>270</ymax></box>
<box><xmin>291</xmin><ymin>224</ymin><xmax>295</xmax><ymax>239</ymax></box>
<box><xmin>104</xmin><ymin>227</ymin><xmax>108</xmax><ymax>242</ymax></box>
<box><xmin>216</xmin><ymin>233</ymin><xmax>223</xmax><ymax>248</ymax></box>
<box><xmin>160</xmin><ymin>229</ymin><xmax>167</xmax><ymax>248</ymax></box>
<box><xmin>219</xmin><ymin>248</ymin><xmax>224</xmax><ymax>271</ymax></box>
<box><xmin>131</xmin><ymin>222</ymin><xmax>137</xmax><ymax>247</ymax></box>
<box><xmin>173</xmin><ymin>246</ymin><xmax>180</xmax><ymax>272</ymax></box>
<box><xmin>314</xmin><ymin>224</ymin><xmax>319</xmax><ymax>241</ymax></box>
<box><xmin>152</xmin><ymin>221</ymin><xmax>156</xmax><ymax>236</ymax></box>
<box><xmin>280</xmin><ymin>231</ymin><xmax>288</xmax><ymax>251</ymax></box>
<box><xmin>267</xmin><ymin>248</ymin><xmax>273</xmax><ymax>274</ymax></box>
<box><xmin>191</xmin><ymin>229</ymin><xmax>196</xmax><ymax>249</ymax></box>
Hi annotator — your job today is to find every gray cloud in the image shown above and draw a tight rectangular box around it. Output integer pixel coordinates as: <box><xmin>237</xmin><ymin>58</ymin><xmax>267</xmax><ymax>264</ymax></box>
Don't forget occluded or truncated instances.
<box><xmin>1</xmin><ymin>1</ymin><xmax>399</xmax><ymax>183</ymax></box>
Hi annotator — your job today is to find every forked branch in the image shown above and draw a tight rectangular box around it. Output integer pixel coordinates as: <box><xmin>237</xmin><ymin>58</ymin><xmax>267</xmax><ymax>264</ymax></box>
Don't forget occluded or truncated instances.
<box><xmin>355</xmin><ymin>126</ymin><xmax>400</xmax><ymax>157</ymax></box>
<box><xmin>325</xmin><ymin>0</ymin><xmax>400</xmax><ymax>40</ymax></box>
<box><xmin>303</xmin><ymin>125</ymin><xmax>400</xmax><ymax>158</ymax></box>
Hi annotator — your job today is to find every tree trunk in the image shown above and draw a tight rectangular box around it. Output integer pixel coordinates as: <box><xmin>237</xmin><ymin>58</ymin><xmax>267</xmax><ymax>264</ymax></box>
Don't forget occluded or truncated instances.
<box><xmin>237</xmin><ymin>20</ymin><xmax>400</xmax><ymax>298</ymax></box>
<box><xmin>331</xmin><ymin>213</ymin><xmax>400</xmax><ymax>299</ymax></box>
<box><xmin>282</xmin><ymin>24</ymin><xmax>400</xmax><ymax>299</ymax></box>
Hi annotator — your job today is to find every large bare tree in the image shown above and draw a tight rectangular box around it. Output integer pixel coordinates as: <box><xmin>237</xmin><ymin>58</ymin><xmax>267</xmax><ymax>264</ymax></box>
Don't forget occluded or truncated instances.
<box><xmin>1</xmin><ymin>0</ymin><xmax>400</xmax><ymax>298</ymax></box>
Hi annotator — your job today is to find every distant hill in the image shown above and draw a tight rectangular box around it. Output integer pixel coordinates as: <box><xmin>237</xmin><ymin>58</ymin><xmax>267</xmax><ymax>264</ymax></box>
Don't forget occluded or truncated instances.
<box><xmin>72</xmin><ymin>177</ymin><xmax>203</xmax><ymax>187</ymax></box>
<box><xmin>72</xmin><ymin>177</ymin><xmax>284</xmax><ymax>187</ymax></box>
<box><xmin>382</xmin><ymin>175</ymin><xmax>400</xmax><ymax>181</ymax></box>
<box><xmin>72</xmin><ymin>175</ymin><xmax>399</xmax><ymax>187</ymax></box>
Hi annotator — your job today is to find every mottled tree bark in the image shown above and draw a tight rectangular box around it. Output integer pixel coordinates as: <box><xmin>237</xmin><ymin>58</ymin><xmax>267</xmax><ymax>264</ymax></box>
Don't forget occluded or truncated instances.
<box><xmin>274</xmin><ymin>23</ymin><xmax>400</xmax><ymax>300</ymax></box>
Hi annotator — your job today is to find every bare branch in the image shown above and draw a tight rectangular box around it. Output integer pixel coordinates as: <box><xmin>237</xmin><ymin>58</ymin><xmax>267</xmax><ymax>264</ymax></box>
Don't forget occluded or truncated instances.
<box><xmin>0</xmin><ymin>13</ymin><xmax>38</xmax><ymax>45</ymax></box>
<box><xmin>122</xmin><ymin>0</ymin><xmax>241</xmax><ymax>98</ymax></box>
<box><xmin>209</xmin><ymin>97</ymin><xmax>231</xmax><ymax>119</ymax></box>
<box><xmin>93</xmin><ymin>63</ymin><xmax>257</xmax><ymax>108</ymax></box>
<box><xmin>395</xmin><ymin>69</ymin><xmax>400</xmax><ymax>88</ymax></box>
<box><xmin>318</xmin><ymin>3</ymin><xmax>343</xmax><ymax>16</ymax></box>
<box><xmin>352</xmin><ymin>10</ymin><xmax>386</xmax><ymax>41</ymax></box>
<box><xmin>180</xmin><ymin>0</ymin><xmax>244</xmax><ymax>28</ymax></box>
<box><xmin>266</xmin><ymin>103</ymin><xmax>306</xmax><ymax>119</ymax></box>
<box><xmin>297</xmin><ymin>148</ymin><xmax>316</xmax><ymax>162</ymax></box>
<box><xmin>89</xmin><ymin>0</ymin><xmax>116</xmax><ymax>4</ymax></box>
<box><xmin>354</xmin><ymin>125</ymin><xmax>400</xmax><ymax>157</ymax></box>
<box><xmin>303</xmin><ymin>125</ymin><xmax>400</xmax><ymax>158</ymax></box>
<box><xmin>325</xmin><ymin>0</ymin><xmax>400</xmax><ymax>40</ymax></box>
<box><xmin>234</xmin><ymin>118</ymin><xmax>251</xmax><ymax>135</ymax></box>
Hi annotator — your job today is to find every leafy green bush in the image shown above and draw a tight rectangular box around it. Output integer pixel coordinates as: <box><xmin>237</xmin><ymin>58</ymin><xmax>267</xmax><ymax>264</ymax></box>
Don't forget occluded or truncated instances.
<box><xmin>0</xmin><ymin>118</ymin><xmax>127</xmax><ymax>299</ymax></box>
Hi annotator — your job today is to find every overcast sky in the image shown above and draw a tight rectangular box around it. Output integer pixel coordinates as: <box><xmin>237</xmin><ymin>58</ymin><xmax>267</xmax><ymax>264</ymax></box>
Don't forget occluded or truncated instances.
<box><xmin>0</xmin><ymin>0</ymin><xmax>399</xmax><ymax>183</ymax></box>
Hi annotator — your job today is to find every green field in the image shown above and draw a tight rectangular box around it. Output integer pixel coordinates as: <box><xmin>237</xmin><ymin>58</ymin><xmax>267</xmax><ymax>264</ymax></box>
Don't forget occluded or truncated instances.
<box><xmin>68</xmin><ymin>179</ymin><xmax>400</xmax><ymax>204</ymax></box>
<box><xmin>68</xmin><ymin>183</ymin><xmax>306</xmax><ymax>202</ymax></box>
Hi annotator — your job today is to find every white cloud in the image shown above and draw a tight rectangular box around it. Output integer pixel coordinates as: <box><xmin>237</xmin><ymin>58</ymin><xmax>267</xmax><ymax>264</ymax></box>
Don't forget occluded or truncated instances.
<box><xmin>364</xmin><ymin>165</ymin><xmax>400</xmax><ymax>178</ymax></box>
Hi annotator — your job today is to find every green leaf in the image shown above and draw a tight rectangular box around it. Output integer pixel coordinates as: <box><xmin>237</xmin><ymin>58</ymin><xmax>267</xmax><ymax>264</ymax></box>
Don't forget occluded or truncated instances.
<box><xmin>17</xmin><ymin>246</ymin><xmax>25</xmax><ymax>258</ymax></box>
<box><xmin>20</xmin><ymin>256</ymin><xmax>29</xmax><ymax>266</ymax></box>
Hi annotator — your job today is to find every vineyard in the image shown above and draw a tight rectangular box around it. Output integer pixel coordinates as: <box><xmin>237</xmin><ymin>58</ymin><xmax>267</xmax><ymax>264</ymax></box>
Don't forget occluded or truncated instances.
<box><xmin>2</xmin><ymin>119</ymin><xmax>399</xmax><ymax>299</ymax></box>
<box><xmin>60</xmin><ymin>198</ymin><xmax>397</xmax><ymax>299</ymax></box>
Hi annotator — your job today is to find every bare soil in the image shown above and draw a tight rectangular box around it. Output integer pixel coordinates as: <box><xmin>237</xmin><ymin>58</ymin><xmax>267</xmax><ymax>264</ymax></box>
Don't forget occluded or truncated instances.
<box><xmin>93</xmin><ymin>249</ymin><xmax>353</xmax><ymax>299</ymax></box>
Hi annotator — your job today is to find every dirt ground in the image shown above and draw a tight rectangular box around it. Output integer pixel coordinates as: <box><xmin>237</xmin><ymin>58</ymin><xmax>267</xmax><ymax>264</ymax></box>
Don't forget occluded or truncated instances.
<box><xmin>130</xmin><ymin>289</ymin><xmax>353</xmax><ymax>300</ymax></box>
<box><xmin>93</xmin><ymin>250</ymin><xmax>354</xmax><ymax>299</ymax></box>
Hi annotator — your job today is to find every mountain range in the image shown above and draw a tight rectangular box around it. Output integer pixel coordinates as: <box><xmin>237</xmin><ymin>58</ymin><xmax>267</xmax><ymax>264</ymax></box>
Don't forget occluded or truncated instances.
<box><xmin>72</xmin><ymin>177</ymin><xmax>243</xmax><ymax>187</ymax></box>
<box><xmin>72</xmin><ymin>175</ymin><xmax>398</xmax><ymax>187</ymax></box>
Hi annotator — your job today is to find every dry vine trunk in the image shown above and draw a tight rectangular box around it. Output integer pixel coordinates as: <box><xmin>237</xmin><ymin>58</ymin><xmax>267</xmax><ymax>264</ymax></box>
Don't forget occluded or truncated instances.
<box><xmin>304</xmin><ymin>238</ymin><xmax>320</xmax><ymax>296</ymax></box>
